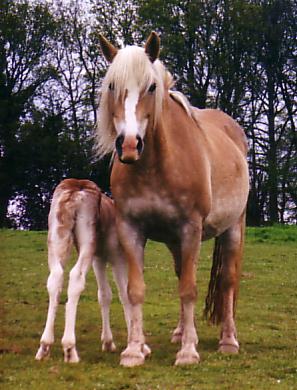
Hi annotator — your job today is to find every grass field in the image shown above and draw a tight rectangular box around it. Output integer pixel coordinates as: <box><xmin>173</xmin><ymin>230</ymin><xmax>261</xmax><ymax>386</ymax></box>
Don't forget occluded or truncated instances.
<box><xmin>1</xmin><ymin>226</ymin><xmax>296</xmax><ymax>389</ymax></box>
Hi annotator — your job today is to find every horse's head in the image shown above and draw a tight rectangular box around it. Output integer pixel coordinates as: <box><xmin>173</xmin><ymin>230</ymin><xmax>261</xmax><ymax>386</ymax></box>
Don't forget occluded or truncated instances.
<box><xmin>98</xmin><ymin>32</ymin><xmax>163</xmax><ymax>164</ymax></box>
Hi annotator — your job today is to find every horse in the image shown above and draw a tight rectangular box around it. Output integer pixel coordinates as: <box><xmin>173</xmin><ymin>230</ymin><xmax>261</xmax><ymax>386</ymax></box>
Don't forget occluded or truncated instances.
<box><xmin>96</xmin><ymin>32</ymin><xmax>249</xmax><ymax>367</ymax></box>
<box><xmin>35</xmin><ymin>179</ymin><xmax>132</xmax><ymax>362</ymax></box>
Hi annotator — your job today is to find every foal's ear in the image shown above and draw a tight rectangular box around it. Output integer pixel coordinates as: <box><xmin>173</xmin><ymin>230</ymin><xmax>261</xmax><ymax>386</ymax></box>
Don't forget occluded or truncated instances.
<box><xmin>145</xmin><ymin>31</ymin><xmax>160</xmax><ymax>63</ymax></box>
<box><xmin>98</xmin><ymin>34</ymin><xmax>118</xmax><ymax>63</ymax></box>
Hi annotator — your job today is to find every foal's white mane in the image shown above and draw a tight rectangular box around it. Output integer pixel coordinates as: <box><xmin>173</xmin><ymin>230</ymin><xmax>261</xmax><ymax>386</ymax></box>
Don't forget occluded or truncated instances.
<box><xmin>96</xmin><ymin>45</ymin><xmax>191</xmax><ymax>158</ymax></box>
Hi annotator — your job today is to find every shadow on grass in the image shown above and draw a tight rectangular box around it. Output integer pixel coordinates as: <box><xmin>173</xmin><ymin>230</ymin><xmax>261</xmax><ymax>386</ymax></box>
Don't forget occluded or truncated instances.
<box><xmin>199</xmin><ymin>337</ymin><xmax>218</xmax><ymax>352</ymax></box>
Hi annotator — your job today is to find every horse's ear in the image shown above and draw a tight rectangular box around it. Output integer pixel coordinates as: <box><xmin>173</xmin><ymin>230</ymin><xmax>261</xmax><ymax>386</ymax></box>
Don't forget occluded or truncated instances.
<box><xmin>98</xmin><ymin>34</ymin><xmax>118</xmax><ymax>63</ymax></box>
<box><xmin>145</xmin><ymin>31</ymin><xmax>160</xmax><ymax>63</ymax></box>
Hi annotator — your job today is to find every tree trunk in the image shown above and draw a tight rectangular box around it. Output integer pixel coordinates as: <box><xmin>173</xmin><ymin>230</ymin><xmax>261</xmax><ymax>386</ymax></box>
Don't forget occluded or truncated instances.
<box><xmin>266</xmin><ymin>70</ymin><xmax>278</xmax><ymax>223</ymax></box>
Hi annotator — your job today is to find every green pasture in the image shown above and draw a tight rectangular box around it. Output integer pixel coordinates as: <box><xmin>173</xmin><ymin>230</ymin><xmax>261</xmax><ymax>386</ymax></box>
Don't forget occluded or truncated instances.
<box><xmin>0</xmin><ymin>226</ymin><xmax>296</xmax><ymax>389</ymax></box>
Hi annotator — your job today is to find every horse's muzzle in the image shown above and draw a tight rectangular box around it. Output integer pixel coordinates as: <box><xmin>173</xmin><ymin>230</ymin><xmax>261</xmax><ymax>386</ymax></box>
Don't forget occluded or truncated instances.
<box><xmin>115</xmin><ymin>134</ymin><xmax>144</xmax><ymax>164</ymax></box>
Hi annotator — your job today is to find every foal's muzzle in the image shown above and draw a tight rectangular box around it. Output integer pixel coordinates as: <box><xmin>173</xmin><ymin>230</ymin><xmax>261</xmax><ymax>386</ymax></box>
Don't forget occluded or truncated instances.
<box><xmin>115</xmin><ymin>134</ymin><xmax>144</xmax><ymax>164</ymax></box>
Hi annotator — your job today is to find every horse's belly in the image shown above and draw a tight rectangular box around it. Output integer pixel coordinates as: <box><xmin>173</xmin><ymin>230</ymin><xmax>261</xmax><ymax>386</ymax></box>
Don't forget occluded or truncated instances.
<box><xmin>202</xmin><ymin>190</ymin><xmax>247</xmax><ymax>240</ymax></box>
<box><xmin>123</xmin><ymin>194</ymin><xmax>186</xmax><ymax>241</ymax></box>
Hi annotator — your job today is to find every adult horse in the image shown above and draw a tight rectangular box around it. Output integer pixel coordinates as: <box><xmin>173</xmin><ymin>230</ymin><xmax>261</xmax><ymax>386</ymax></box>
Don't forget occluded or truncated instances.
<box><xmin>96</xmin><ymin>32</ymin><xmax>249</xmax><ymax>367</ymax></box>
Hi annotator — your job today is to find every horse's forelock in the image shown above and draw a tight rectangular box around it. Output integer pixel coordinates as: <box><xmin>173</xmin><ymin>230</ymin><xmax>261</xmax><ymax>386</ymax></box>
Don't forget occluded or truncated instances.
<box><xmin>103</xmin><ymin>46</ymin><xmax>165</xmax><ymax>101</ymax></box>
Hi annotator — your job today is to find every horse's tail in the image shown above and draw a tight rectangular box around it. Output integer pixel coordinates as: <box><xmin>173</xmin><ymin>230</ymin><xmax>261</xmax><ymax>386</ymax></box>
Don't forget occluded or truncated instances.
<box><xmin>204</xmin><ymin>237</ymin><xmax>224</xmax><ymax>325</ymax></box>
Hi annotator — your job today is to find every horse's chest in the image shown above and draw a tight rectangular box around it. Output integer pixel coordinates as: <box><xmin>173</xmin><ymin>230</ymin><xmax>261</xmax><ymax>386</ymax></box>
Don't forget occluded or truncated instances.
<box><xmin>125</xmin><ymin>193</ymin><xmax>179</xmax><ymax>221</ymax></box>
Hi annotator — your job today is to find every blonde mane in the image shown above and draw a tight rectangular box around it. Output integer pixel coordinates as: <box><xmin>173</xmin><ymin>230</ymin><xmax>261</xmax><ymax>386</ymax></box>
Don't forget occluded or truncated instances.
<box><xmin>96</xmin><ymin>45</ymin><xmax>188</xmax><ymax>158</ymax></box>
<box><xmin>169</xmin><ymin>90</ymin><xmax>192</xmax><ymax>117</ymax></box>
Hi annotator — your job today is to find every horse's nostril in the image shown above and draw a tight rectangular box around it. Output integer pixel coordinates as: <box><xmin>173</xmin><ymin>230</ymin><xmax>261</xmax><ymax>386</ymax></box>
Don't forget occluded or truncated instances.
<box><xmin>136</xmin><ymin>135</ymin><xmax>144</xmax><ymax>155</ymax></box>
<box><xmin>115</xmin><ymin>134</ymin><xmax>124</xmax><ymax>156</ymax></box>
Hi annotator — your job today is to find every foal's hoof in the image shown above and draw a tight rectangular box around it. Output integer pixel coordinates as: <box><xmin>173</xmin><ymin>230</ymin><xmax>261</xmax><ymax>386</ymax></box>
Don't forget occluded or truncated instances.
<box><xmin>63</xmin><ymin>347</ymin><xmax>80</xmax><ymax>363</ymax></box>
<box><xmin>102</xmin><ymin>340</ymin><xmax>116</xmax><ymax>352</ymax></box>
<box><xmin>175</xmin><ymin>347</ymin><xmax>200</xmax><ymax>366</ymax></box>
<box><xmin>120</xmin><ymin>348</ymin><xmax>145</xmax><ymax>367</ymax></box>
<box><xmin>35</xmin><ymin>344</ymin><xmax>50</xmax><ymax>360</ymax></box>
<box><xmin>218</xmin><ymin>343</ymin><xmax>239</xmax><ymax>354</ymax></box>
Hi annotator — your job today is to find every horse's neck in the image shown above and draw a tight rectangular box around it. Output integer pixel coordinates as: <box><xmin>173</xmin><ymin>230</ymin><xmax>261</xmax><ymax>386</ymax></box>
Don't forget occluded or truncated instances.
<box><xmin>144</xmin><ymin>97</ymin><xmax>192</xmax><ymax>165</ymax></box>
<box><xmin>140</xmin><ymin>120</ymin><xmax>170</xmax><ymax>171</ymax></box>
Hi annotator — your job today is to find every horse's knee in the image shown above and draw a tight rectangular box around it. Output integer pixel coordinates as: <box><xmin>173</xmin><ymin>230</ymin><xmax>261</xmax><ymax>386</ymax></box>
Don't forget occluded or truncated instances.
<box><xmin>179</xmin><ymin>282</ymin><xmax>197</xmax><ymax>303</ymax></box>
<box><xmin>128</xmin><ymin>280</ymin><xmax>145</xmax><ymax>305</ymax></box>
<box><xmin>47</xmin><ymin>265</ymin><xmax>64</xmax><ymax>295</ymax></box>
<box><xmin>98</xmin><ymin>284</ymin><xmax>112</xmax><ymax>306</ymax></box>
<box><xmin>221</xmin><ymin>263</ymin><xmax>238</xmax><ymax>290</ymax></box>
<box><xmin>68</xmin><ymin>267</ymin><xmax>86</xmax><ymax>297</ymax></box>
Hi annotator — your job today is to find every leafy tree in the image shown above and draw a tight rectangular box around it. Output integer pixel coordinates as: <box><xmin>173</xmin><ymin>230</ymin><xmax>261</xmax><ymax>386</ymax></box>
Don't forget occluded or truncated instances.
<box><xmin>0</xmin><ymin>0</ymin><xmax>57</xmax><ymax>227</ymax></box>
<box><xmin>2</xmin><ymin>0</ymin><xmax>296</xmax><ymax>228</ymax></box>
<box><xmin>247</xmin><ymin>0</ymin><xmax>297</xmax><ymax>223</ymax></box>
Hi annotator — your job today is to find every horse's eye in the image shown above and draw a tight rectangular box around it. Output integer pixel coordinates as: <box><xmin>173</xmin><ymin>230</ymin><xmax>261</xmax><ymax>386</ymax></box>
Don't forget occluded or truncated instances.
<box><xmin>109</xmin><ymin>82</ymin><xmax>115</xmax><ymax>91</ymax></box>
<box><xmin>148</xmin><ymin>83</ymin><xmax>156</xmax><ymax>93</ymax></box>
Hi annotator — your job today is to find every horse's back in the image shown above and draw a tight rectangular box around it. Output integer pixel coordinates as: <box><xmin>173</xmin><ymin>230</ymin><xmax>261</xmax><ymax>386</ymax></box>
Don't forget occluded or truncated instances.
<box><xmin>191</xmin><ymin>108</ymin><xmax>248</xmax><ymax>156</ymax></box>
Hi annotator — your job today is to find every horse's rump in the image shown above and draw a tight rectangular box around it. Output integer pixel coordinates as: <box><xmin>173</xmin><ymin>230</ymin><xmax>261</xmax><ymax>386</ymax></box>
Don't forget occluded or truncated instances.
<box><xmin>50</xmin><ymin>179</ymin><xmax>101</xmax><ymax>234</ymax></box>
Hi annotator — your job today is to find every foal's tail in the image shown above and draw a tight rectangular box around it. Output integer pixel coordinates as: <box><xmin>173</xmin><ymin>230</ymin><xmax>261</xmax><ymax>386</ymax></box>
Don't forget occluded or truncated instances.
<box><xmin>55</xmin><ymin>187</ymin><xmax>80</xmax><ymax>231</ymax></box>
<box><xmin>54</xmin><ymin>179</ymin><xmax>101</xmax><ymax>231</ymax></box>
<box><xmin>203</xmin><ymin>237</ymin><xmax>224</xmax><ymax>325</ymax></box>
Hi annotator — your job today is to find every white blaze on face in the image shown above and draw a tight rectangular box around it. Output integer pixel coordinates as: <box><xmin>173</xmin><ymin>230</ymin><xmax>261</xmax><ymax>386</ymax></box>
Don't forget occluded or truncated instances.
<box><xmin>124</xmin><ymin>84</ymin><xmax>139</xmax><ymax>137</ymax></box>
<box><xmin>124</xmin><ymin>83</ymin><xmax>140</xmax><ymax>137</ymax></box>
<box><xmin>113</xmin><ymin>81</ymin><xmax>149</xmax><ymax>138</ymax></box>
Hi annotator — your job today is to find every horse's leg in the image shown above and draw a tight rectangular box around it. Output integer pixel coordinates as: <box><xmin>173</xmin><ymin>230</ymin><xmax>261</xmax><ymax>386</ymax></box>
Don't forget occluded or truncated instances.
<box><xmin>116</xmin><ymin>220</ymin><xmax>147</xmax><ymax>367</ymax></box>
<box><xmin>167</xmin><ymin>244</ymin><xmax>183</xmax><ymax>343</ymax></box>
<box><xmin>61</xmin><ymin>246</ymin><xmax>93</xmax><ymax>362</ymax></box>
<box><xmin>217</xmin><ymin>216</ymin><xmax>245</xmax><ymax>353</ymax></box>
<box><xmin>92</xmin><ymin>258</ymin><xmax>116</xmax><ymax>352</ymax></box>
<box><xmin>112</xmin><ymin>258</ymin><xmax>151</xmax><ymax>358</ymax></box>
<box><xmin>35</xmin><ymin>234</ymin><xmax>72</xmax><ymax>360</ymax></box>
<box><xmin>175</xmin><ymin>222</ymin><xmax>202</xmax><ymax>366</ymax></box>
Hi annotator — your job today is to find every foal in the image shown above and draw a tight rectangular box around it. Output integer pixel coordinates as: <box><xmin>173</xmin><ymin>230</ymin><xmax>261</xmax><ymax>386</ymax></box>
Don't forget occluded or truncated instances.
<box><xmin>35</xmin><ymin>179</ymin><xmax>131</xmax><ymax>362</ymax></box>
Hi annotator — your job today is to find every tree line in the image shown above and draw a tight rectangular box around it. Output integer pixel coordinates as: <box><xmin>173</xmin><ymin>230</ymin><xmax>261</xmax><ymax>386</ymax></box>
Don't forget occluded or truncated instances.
<box><xmin>0</xmin><ymin>0</ymin><xmax>296</xmax><ymax>229</ymax></box>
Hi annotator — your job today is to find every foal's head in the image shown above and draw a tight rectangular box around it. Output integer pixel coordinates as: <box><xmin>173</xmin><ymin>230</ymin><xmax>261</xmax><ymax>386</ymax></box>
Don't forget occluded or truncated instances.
<box><xmin>97</xmin><ymin>32</ymin><xmax>168</xmax><ymax>164</ymax></box>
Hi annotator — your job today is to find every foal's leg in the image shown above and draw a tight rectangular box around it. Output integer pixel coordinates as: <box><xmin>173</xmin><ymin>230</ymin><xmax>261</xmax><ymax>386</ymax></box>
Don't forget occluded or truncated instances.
<box><xmin>92</xmin><ymin>258</ymin><xmax>116</xmax><ymax>352</ymax></box>
<box><xmin>216</xmin><ymin>216</ymin><xmax>245</xmax><ymax>353</ymax></box>
<box><xmin>35</xmin><ymin>234</ymin><xmax>72</xmax><ymax>360</ymax></box>
<box><xmin>111</xmin><ymin>259</ymin><xmax>131</xmax><ymax>336</ymax></box>
<box><xmin>117</xmin><ymin>220</ymin><xmax>147</xmax><ymax>367</ymax></box>
<box><xmin>61</xmin><ymin>245</ymin><xmax>94</xmax><ymax>362</ymax></box>
<box><xmin>175</xmin><ymin>222</ymin><xmax>202</xmax><ymax>366</ymax></box>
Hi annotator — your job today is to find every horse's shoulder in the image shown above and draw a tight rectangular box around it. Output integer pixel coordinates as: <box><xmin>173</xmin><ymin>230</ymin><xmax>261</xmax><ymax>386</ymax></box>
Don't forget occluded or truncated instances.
<box><xmin>191</xmin><ymin>108</ymin><xmax>248</xmax><ymax>155</ymax></box>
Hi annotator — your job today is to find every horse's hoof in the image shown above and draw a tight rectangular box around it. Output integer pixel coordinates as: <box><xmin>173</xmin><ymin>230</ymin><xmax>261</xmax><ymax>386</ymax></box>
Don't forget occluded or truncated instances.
<box><xmin>35</xmin><ymin>344</ymin><xmax>51</xmax><ymax>360</ymax></box>
<box><xmin>120</xmin><ymin>348</ymin><xmax>145</xmax><ymax>367</ymax></box>
<box><xmin>175</xmin><ymin>348</ymin><xmax>200</xmax><ymax>366</ymax></box>
<box><xmin>142</xmin><ymin>344</ymin><xmax>151</xmax><ymax>357</ymax></box>
<box><xmin>102</xmin><ymin>340</ymin><xmax>116</xmax><ymax>352</ymax></box>
<box><xmin>64</xmin><ymin>347</ymin><xmax>80</xmax><ymax>363</ymax></box>
<box><xmin>218</xmin><ymin>343</ymin><xmax>239</xmax><ymax>354</ymax></box>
